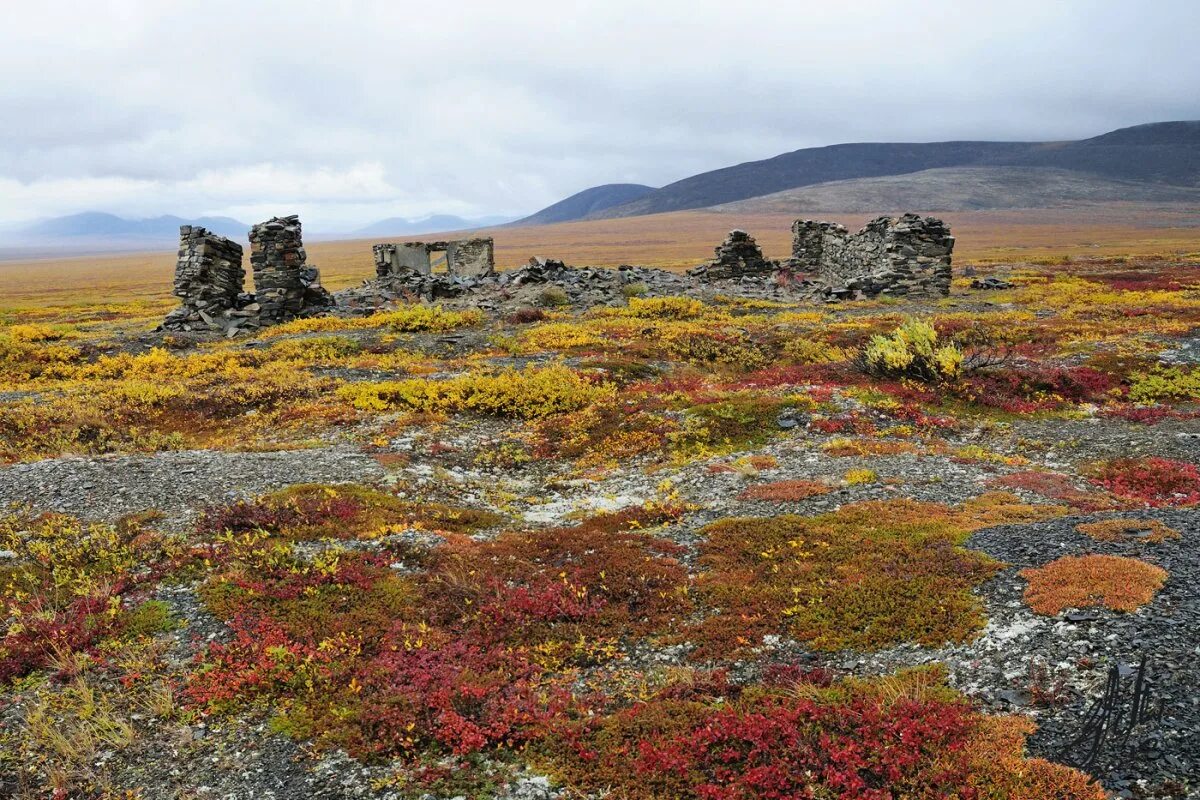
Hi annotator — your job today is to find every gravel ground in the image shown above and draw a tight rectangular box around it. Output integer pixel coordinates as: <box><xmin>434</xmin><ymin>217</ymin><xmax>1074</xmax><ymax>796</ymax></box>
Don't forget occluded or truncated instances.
<box><xmin>0</xmin><ymin>446</ymin><xmax>385</xmax><ymax>526</ymax></box>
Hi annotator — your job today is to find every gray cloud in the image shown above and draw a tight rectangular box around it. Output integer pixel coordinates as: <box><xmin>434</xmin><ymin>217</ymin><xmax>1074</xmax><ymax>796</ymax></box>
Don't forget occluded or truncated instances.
<box><xmin>0</xmin><ymin>0</ymin><xmax>1197</xmax><ymax>229</ymax></box>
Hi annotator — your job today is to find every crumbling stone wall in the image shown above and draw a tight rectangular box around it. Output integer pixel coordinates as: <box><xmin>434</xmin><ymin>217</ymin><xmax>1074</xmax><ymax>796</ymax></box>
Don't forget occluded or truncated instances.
<box><xmin>250</xmin><ymin>215</ymin><xmax>332</xmax><ymax>321</ymax></box>
<box><xmin>791</xmin><ymin>214</ymin><xmax>954</xmax><ymax>297</ymax></box>
<box><xmin>165</xmin><ymin>225</ymin><xmax>244</xmax><ymax>326</ymax></box>
<box><xmin>688</xmin><ymin>230</ymin><xmax>774</xmax><ymax>280</ymax></box>
<box><xmin>445</xmin><ymin>238</ymin><xmax>494</xmax><ymax>277</ymax></box>
<box><xmin>373</xmin><ymin>237</ymin><xmax>494</xmax><ymax>278</ymax></box>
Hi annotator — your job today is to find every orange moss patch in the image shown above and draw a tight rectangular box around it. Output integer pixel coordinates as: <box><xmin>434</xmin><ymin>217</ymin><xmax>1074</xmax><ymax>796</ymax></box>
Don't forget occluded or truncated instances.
<box><xmin>1075</xmin><ymin>518</ymin><xmax>1182</xmax><ymax>543</ymax></box>
<box><xmin>1020</xmin><ymin>554</ymin><xmax>1167</xmax><ymax>615</ymax></box>
<box><xmin>821</xmin><ymin>436</ymin><xmax>920</xmax><ymax>457</ymax></box>
<box><xmin>737</xmin><ymin>479</ymin><xmax>833</xmax><ymax>502</ymax></box>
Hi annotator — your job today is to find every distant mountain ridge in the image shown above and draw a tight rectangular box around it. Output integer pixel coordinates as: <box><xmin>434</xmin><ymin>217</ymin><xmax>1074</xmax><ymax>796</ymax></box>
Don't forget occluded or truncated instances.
<box><xmin>520</xmin><ymin>121</ymin><xmax>1200</xmax><ymax>223</ymax></box>
<box><xmin>21</xmin><ymin>212</ymin><xmax>249</xmax><ymax>241</ymax></box>
<box><xmin>353</xmin><ymin>214</ymin><xmax>518</xmax><ymax>238</ymax></box>
<box><xmin>712</xmin><ymin>166</ymin><xmax>1200</xmax><ymax>214</ymax></box>
<box><xmin>513</xmin><ymin>183</ymin><xmax>656</xmax><ymax>225</ymax></box>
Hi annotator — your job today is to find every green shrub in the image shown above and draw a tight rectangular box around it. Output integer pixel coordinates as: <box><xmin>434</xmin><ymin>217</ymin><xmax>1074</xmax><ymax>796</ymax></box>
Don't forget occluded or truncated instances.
<box><xmin>537</xmin><ymin>286</ymin><xmax>570</xmax><ymax>307</ymax></box>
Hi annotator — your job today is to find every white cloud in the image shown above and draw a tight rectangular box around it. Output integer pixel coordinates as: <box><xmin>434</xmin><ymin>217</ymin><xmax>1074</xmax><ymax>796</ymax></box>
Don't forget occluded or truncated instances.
<box><xmin>0</xmin><ymin>0</ymin><xmax>1197</xmax><ymax>230</ymax></box>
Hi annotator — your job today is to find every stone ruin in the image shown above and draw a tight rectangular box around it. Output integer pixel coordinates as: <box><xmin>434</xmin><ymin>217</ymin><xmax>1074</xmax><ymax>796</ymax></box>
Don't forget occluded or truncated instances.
<box><xmin>687</xmin><ymin>229</ymin><xmax>774</xmax><ymax>281</ymax></box>
<box><xmin>687</xmin><ymin>214</ymin><xmax>954</xmax><ymax>299</ymax></box>
<box><xmin>790</xmin><ymin>213</ymin><xmax>954</xmax><ymax>297</ymax></box>
<box><xmin>163</xmin><ymin>211</ymin><xmax>956</xmax><ymax>334</ymax></box>
<box><xmin>249</xmin><ymin>215</ymin><xmax>333</xmax><ymax>322</ymax></box>
<box><xmin>162</xmin><ymin>215</ymin><xmax>332</xmax><ymax>333</ymax></box>
<box><xmin>165</xmin><ymin>226</ymin><xmax>245</xmax><ymax>329</ymax></box>
<box><xmin>373</xmin><ymin>237</ymin><xmax>495</xmax><ymax>279</ymax></box>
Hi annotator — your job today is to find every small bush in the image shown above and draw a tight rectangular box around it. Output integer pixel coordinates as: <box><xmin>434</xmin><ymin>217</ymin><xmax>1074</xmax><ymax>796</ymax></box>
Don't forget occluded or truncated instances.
<box><xmin>621</xmin><ymin>282</ymin><xmax>649</xmax><ymax>298</ymax></box>
<box><xmin>1128</xmin><ymin>365</ymin><xmax>1200</xmax><ymax>403</ymax></box>
<box><xmin>198</xmin><ymin>484</ymin><xmax>503</xmax><ymax>540</ymax></box>
<box><xmin>782</xmin><ymin>337</ymin><xmax>852</xmax><ymax>365</ymax></box>
<box><xmin>623</xmin><ymin>296</ymin><xmax>706</xmax><ymax>319</ymax></box>
<box><xmin>689</xmin><ymin>497</ymin><xmax>1022</xmax><ymax>656</ymax></box>
<box><xmin>1020</xmin><ymin>554</ymin><xmax>1167</xmax><ymax>615</ymax></box>
<box><xmin>862</xmin><ymin>319</ymin><xmax>964</xmax><ymax>383</ymax></box>
<box><xmin>988</xmin><ymin>470</ymin><xmax>1123</xmax><ymax>512</ymax></box>
<box><xmin>537</xmin><ymin>286</ymin><xmax>570</xmax><ymax>307</ymax></box>
<box><xmin>844</xmin><ymin>468</ymin><xmax>877</xmax><ymax>485</ymax></box>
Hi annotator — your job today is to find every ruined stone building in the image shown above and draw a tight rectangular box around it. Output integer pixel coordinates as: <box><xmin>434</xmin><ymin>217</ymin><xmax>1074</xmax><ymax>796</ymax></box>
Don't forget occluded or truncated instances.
<box><xmin>163</xmin><ymin>215</ymin><xmax>331</xmax><ymax>332</ymax></box>
<box><xmin>687</xmin><ymin>230</ymin><xmax>774</xmax><ymax>280</ymax></box>
<box><xmin>249</xmin><ymin>215</ymin><xmax>332</xmax><ymax>321</ymax></box>
<box><xmin>373</xmin><ymin>237</ymin><xmax>495</xmax><ymax>279</ymax></box>
<box><xmin>791</xmin><ymin>214</ymin><xmax>954</xmax><ymax>297</ymax></box>
<box><xmin>164</xmin><ymin>226</ymin><xmax>245</xmax><ymax>328</ymax></box>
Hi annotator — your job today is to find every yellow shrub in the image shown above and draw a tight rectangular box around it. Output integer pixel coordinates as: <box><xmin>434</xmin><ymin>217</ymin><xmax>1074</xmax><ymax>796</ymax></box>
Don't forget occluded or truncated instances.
<box><xmin>844</xmin><ymin>468</ymin><xmax>878</xmax><ymax>485</ymax></box>
<box><xmin>622</xmin><ymin>296</ymin><xmax>706</xmax><ymax>320</ymax></box>
<box><xmin>783</xmin><ymin>338</ymin><xmax>851</xmax><ymax>364</ymax></box>
<box><xmin>337</xmin><ymin>364</ymin><xmax>614</xmax><ymax>418</ymax></box>
<box><xmin>260</xmin><ymin>305</ymin><xmax>482</xmax><ymax>337</ymax></box>
<box><xmin>520</xmin><ymin>322</ymin><xmax>604</xmax><ymax>352</ymax></box>
<box><xmin>7</xmin><ymin>323</ymin><xmax>75</xmax><ymax>342</ymax></box>
<box><xmin>864</xmin><ymin>319</ymin><xmax>963</xmax><ymax>382</ymax></box>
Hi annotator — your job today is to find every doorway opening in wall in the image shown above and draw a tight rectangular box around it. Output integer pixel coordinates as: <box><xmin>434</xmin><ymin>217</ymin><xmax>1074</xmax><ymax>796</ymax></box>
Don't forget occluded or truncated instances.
<box><xmin>429</xmin><ymin>249</ymin><xmax>449</xmax><ymax>274</ymax></box>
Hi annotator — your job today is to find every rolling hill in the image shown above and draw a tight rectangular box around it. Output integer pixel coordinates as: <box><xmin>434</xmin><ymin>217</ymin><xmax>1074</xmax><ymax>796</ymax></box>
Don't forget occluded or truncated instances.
<box><xmin>514</xmin><ymin>183</ymin><xmax>656</xmax><ymax>225</ymax></box>
<box><xmin>711</xmin><ymin>166</ymin><xmax>1200</xmax><ymax>214</ymax></box>
<box><xmin>522</xmin><ymin>121</ymin><xmax>1200</xmax><ymax>223</ymax></box>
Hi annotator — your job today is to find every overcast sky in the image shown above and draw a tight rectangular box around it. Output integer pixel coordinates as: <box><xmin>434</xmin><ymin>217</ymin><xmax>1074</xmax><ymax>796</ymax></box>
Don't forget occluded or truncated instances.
<box><xmin>1</xmin><ymin>0</ymin><xmax>1198</xmax><ymax>231</ymax></box>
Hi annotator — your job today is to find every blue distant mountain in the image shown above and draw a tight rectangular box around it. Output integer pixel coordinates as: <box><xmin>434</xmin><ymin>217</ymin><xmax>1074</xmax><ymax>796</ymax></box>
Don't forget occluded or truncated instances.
<box><xmin>353</xmin><ymin>214</ymin><xmax>518</xmax><ymax>238</ymax></box>
<box><xmin>20</xmin><ymin>212</ymin><xmax>249</xmax><ymax>242</ymax></box>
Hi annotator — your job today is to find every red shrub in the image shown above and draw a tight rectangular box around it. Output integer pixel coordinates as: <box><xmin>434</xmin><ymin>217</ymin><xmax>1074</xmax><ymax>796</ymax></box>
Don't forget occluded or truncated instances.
<box><xmin>506</xmin><ymin>307</ymin><xmax>547</xmax><ymax>324</ymax></box>
<box><xmin>1090</xmin><ymin>457</ymin><xmax>1200</xmax><ymax>507</ymax></box>
<box><xmin>987</xmin><ymin>471</ymin><xmax>1122</xmax><ymax>512</ymax></box>
<box><xmin>636</xmin><ymin>695</ymin><xmax>976</xmax><ymax>799</ymax></box>
<box><xmin>357</xmin><ymin>639</ymin><xmax>555</xmax><ymax>756</ymax></box>
<box><xmin>0</xmin><ymin>592</ymin><xmax>120</xmax><ymax>684</ymax></box>
<box><xmin>958</xmin><ymin>366</ymin><xmax>1117</xmax><ymax>412</ymax></box>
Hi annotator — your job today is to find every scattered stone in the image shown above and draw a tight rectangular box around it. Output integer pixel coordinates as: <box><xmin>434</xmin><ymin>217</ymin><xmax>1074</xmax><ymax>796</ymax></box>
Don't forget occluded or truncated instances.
<box><xmin>972</xmin><ymin>276</ymin><xmax>1016</xmax><ymax>290</ymax></box>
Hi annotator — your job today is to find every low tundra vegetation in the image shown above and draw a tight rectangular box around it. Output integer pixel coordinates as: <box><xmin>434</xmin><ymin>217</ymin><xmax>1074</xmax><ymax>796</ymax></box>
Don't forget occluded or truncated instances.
<box><xmin>1</xmin><ymin>491</ymin><xmax>1106</xmax><ymax>798</ymax></box>
<box><xmin>6</xmin><ymin>257</ymin><xmax>1199</xmax><ymax>795</ymax></box>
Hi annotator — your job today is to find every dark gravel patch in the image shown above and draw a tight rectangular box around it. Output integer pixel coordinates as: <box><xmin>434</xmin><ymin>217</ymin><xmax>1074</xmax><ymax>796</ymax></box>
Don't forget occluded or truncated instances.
<box><xmin>0</xmin><ymin>446</ymin><xmax>385</xmax><ymax>526</ymax></box>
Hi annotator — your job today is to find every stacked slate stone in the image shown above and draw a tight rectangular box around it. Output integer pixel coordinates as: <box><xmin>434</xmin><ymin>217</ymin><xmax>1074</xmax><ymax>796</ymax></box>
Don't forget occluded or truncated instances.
<box><xmin>790</xmin><ymin>214</ymin><xmax>954</xmax><ymax>299</ymax></box>
<box><xmin>162</xmin><ymin>226</ymin><xmax>246</xmax><ymax>331</ymax></box>
<box><xmin>249</xmin><ymin>215</ymin><xmax>333</xmax><ymax>322</ymax></box>
<box><xmin>688</xmin><ymin>230</ymin><xmax>776</xmax><ymax>280</ymax></box>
